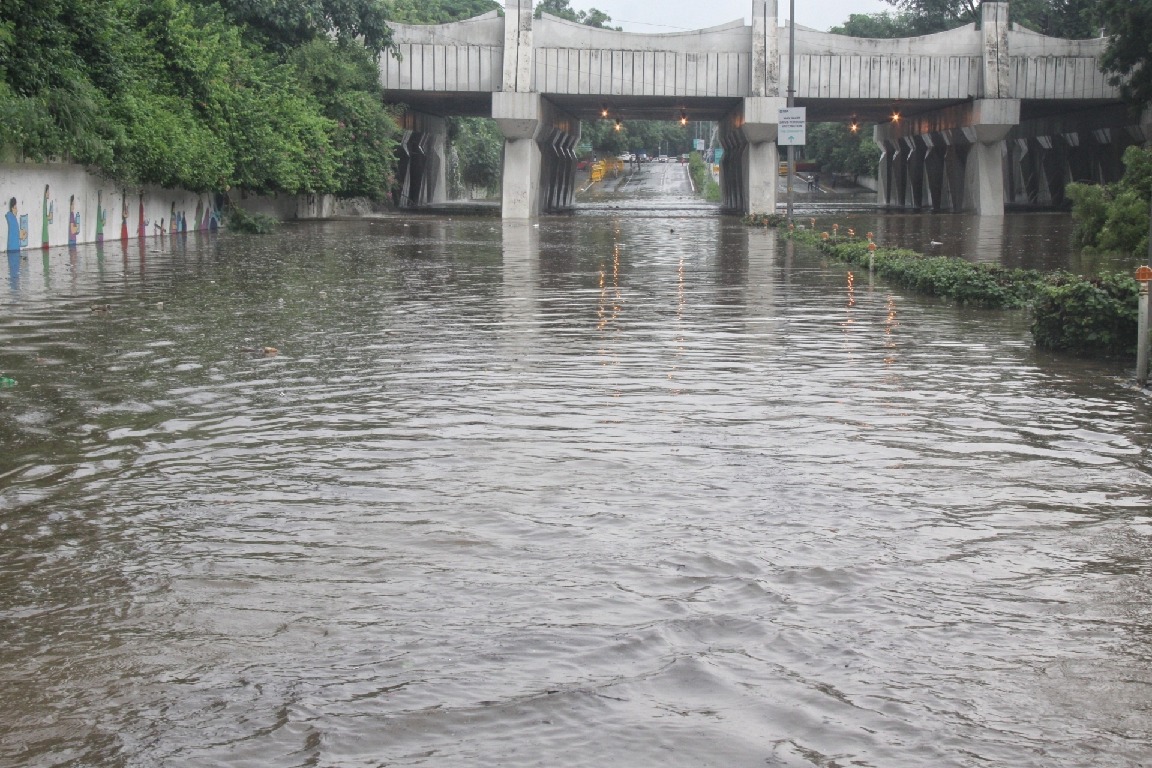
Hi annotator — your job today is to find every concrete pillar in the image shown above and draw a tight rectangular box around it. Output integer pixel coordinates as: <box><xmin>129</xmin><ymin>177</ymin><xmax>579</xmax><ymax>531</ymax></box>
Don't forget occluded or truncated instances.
<box><xmin>493</xmin><ymin>92</ymin><xmax>579</xmax><ymax>218</ymax></box>
<box><xmin>393</xmin><ymin>112</ymin><xmax>447</xmax><ymax>208</ymax></box>
<box><xmin>942</xmin><ymin>132</ymin><xmax>968</xmax><ymax>211</ymax></box>
<box><xmin>965</xmin><ymin>140</ymin><xmax>1006</xmax><ymax>215</ymax></box>
<box><xmin>875</xmin><ymin>136</ymin><xmax>895</xmax><ymax>207</ymax></box>
<box><xmin>422</xmin><ymin>129</ymin><xmax>447</xmax><ymax>205</ymax></box>
<box><xmin>718</xmin><ymin>120</ymin><xmax>748</xmax><ymax>212</ymax></box>
<box><xmin>494</xmin><ymin>93</ymin><xmax>544</xmax><ymax>218</ymax></box>
<box><xmin>963</xmin><ymin>99</ymin><xmax>1019</xmax><ymax>215</ymax></box>
<box><xmin>923</xmin><ymin>134</ymin><xmax>945</xmax><ymax>211</ymax></box>
<box><xmin>905</xmin><ymin>136</ymin><xmax>925</xmax><ymax>209</ymax></box>
<box><xmin>891</xmin><ymin>138</ymin><xmax>908</xmax><ymax>207</ymax></box>
<box><xmin>739</xmin><ymin>96</ymin><xmax>787</xmax><ymax>214</ymax></box>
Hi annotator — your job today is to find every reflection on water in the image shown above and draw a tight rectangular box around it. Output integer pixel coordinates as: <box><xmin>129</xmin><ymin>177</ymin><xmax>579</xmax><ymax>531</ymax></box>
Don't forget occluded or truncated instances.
<box><xmin>1</xmin><ymin>219</ymin><xmax>1151</xmax><ymax>767</ymax></box>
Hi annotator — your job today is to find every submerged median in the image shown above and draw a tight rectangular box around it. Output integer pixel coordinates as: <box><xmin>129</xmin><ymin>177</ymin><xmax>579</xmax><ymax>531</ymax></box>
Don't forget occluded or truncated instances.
<box><xmin>744</xmin><ymin>214</ymin><xmax>1140</xmax><ymax>359</ymax></box>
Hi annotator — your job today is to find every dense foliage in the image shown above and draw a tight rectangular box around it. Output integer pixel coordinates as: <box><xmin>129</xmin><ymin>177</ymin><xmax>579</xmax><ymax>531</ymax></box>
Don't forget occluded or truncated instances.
<box><xmin>802</xmin><ymin>122</ymin><xmax>879</xmax><ymax>181</ymax></box>
<box><xmin>448</xmin><ymin>117</ymin><xmax>503</xmax><ymax>197</ymax></box>
<box><xmin>581</xmin><ymin>118</ymin><xmax>694</xmax><ymax>158</ymax></box>
<box><xmin>1066</xmin><ymin>144</ymin><xmax>1152</xmax><ymax>255</ymax></box>
<box><xmin>1100</xmin><ymin>0</ymin><xmax>1152</xmax><ymax>105</ymax></box>
<box><xmin>687</xmin><ymin>152</ymin><xmax>720</xmax><ymax>202</ymax></box>
<box><xmin>1030</xmin><ymin>272</ymin><xmax>1139</xmax><ymax>356</ymax></box>
<box><xmin>864</xmin><ymin>0</ymin><xmax>1100</xmax><ymax>37</ymax></box>
<box><xmin>0</xmin><ymin>0</ymin><xmax>397</xmax><ymax>199</ymax></box>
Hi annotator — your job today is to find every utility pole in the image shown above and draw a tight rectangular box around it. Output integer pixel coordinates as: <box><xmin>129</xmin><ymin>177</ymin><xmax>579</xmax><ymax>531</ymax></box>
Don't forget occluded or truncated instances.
<box><xmin>786</xmin><ymin>0</ymin><xmax>796</xmax><ymax>222</ymax></box>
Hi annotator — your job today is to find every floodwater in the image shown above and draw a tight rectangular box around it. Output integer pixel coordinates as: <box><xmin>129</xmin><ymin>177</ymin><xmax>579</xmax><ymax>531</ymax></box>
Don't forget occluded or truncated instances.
<box><xmin>1</xmin><ymin>211</ymin><xmax>1151</xmax><ymax>767</ymax></box>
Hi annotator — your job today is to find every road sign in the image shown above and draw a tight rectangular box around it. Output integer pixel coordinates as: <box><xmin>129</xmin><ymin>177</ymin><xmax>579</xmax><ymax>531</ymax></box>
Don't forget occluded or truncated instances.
<box><xmin>778</xmin><ymin>107</ymin><xmax>806</xmax><ymax>146</ymax></box>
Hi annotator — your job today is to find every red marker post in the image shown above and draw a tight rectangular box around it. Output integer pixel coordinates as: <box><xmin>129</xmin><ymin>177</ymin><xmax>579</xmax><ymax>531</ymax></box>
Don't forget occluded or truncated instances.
<box><xmin>1136</xmin><ymin>265</ymin><xmax>1152</xmax><ymax>385</ymax></box>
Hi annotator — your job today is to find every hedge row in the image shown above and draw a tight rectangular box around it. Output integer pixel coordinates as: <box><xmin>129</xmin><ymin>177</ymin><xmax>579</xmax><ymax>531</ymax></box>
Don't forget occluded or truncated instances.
<box><xmin>769</xmin><ymin>224</ymin><xmax>1140</xmax><ymax>358</ymax></box>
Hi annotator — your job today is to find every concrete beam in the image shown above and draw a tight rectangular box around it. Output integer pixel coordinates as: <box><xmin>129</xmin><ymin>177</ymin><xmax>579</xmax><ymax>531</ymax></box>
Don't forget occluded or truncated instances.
<box><xmin>752</xmin><ymin>0</ymin><xmax>780</xmax><ymax>97</ymax></box>
<box><xmin>502</xmin><ymin>0</ymin><xmax>535</xmax><ymax>93</ymax></box>
<box><xmin>982</xmin><ymin>2</ymin><xmax>1010</xmax><ymax>99</ymax></box>
<box><xmin>740</xmin><ymin>96</ymin><xmax>788</xmax><ymax>144</ymax></box>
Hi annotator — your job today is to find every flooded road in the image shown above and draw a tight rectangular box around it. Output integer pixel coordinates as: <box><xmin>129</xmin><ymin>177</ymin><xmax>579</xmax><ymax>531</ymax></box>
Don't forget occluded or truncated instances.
<box><xmin>2</xmin><ymin>215</ymin><xmax>1151</xmax><ymax>767</ymax></box>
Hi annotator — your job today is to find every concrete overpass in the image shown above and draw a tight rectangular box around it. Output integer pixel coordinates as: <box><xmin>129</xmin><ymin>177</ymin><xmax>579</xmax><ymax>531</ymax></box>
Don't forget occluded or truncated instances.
<box><xmin>381</xmin><ymin>0</ymin><xmax>1140</xmax><ymax>218</ymax></box>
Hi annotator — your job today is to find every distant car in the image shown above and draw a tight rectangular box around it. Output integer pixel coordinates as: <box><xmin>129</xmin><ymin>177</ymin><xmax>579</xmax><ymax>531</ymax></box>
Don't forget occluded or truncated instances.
<box><xmin>577</xmin><ymin>159</ymin><xmax>590</xmax><ymax>170</ymax></box>
<box><xmin>637</xmin><ymin>152</ymin><xmax>649</xmax><ymax>162</ymax></box>
<box><xmin>657</xmin><ymin>154</ymin><xmax>669</xmax><ymax>163</ymax></box>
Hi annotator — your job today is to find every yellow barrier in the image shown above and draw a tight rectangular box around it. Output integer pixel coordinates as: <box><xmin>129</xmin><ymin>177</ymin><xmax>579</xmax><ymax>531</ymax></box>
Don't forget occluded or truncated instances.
<box><xmin>588</xmin><ymin>159</ymin><xmax>625</xmax><ymax>183</ymax></box>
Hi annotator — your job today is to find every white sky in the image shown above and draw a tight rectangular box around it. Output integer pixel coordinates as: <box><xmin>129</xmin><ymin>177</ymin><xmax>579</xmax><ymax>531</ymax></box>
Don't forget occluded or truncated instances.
<box><xmin>586</xmin><ymin>0</ymin><xmax>893</xmax><ymax>34</ymax></box>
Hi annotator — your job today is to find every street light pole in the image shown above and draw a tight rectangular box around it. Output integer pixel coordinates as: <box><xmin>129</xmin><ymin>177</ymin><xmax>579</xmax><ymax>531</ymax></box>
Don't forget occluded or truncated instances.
<box><xmin>786</xmin><ymin>0</ymin><xmax>795</xmax><ymax>222</ymax></box>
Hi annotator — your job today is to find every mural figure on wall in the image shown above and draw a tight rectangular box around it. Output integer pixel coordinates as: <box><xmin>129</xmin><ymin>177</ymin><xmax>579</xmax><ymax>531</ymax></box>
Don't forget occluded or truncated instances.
<box><xmin>41</xmin><ymin>185</ymin><xmax>54</xmax><ymax>250</ymax></box>
<box><xmin>6</xmin><ymin>198</ymin><xmax>26</xmax><ymax>253</ymax></box>
<box><xmin>95</xmin><ymin>191</ymin><xmax>107</xmax><ymax>243</ymax></box>
<box><xmin>121</xmin><ymin>193</ymin><xmax>129</xmax><ymax>242</ymax></box>
<box><xmin>137</xmin><ymin>193</ymin><xmax>147</xmax><ymax>239</ymax></box>
<box><xmin>7</xmin><ymin>250</ymin><xmax>19</xmax><ymax>290</ymax></box>
<box><xmin>169</xmin><ymin>202</ymin><xmax>177</xmax><ymax>235</ymax></box>
<box><xmin>68</xmin><ymin>195</ymin><xmax>80</xmax><ymax>246</ymax></box>
<box><xmin>195</xmin><ymin>198</ymin><xmax>204</xmax><ymax>231</ymax></box>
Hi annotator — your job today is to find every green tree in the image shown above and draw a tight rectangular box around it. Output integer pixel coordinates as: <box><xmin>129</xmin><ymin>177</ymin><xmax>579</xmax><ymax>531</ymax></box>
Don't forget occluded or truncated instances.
<box><xmin>289</xmin><ymin>39</ymin><xmax>399</xmax><ymax>198</ymax></box>
<box><xmin>193</xmin><ymin>0</ymin><xmax>395</xmax><ymax>54</ymax></box>
<box><xmin>448</xmin><ymin>117</ymin><xmax>502</xmax><ymax>195</ymax></box>
<box><xmin>804</xmin><ymin>122</ymin><xmax>879</xmax><ymax>180</ymax></box>
<box><xmin>860</xmin><ymin>0</ymin><xmax>1099</xmax><ymax>38</ymax></box>
<box><xmin>535</xmin><ymin>0</ymin><xmax>619</xmax><ymax>28</ymax></box>
<box><xmin>1067</xmin><ymin>144</ymin><xmax>1152</xmax><ymax>255</ymax></box>
<box><xmin>386</xmin><ymin>0</ymin><xmax>499</xmax><ymax>23</ymax></box>
<box><xmin>829</xmin><ymin>12</ymin><xmax>924</xmax><ymax>37</ymax></box>
<box><xmin>1099</xmin><ymin>0</ymin><xmax>1152</xmax><ymax>103</ymax></box>
<box><xmin>877</xmin><ymin>0</ymin><xmax>977</xmax><ymax>33</ymax></box>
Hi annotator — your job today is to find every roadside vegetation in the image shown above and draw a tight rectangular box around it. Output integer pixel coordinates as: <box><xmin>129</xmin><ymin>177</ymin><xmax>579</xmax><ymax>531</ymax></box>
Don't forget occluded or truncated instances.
<box><xmin>0</xmin><ymin>0</ymin><xmax>401</xmax><ymax>200</ymax></box>
<box><xmin>687</xmin><ymin>153</ymin><xmax>721</xmax><ymax>202</ymax></box>
<box><xmin>774</xmin><ymin>225</ymin><xmax>1139</xmax><ymax>358</ymax></box>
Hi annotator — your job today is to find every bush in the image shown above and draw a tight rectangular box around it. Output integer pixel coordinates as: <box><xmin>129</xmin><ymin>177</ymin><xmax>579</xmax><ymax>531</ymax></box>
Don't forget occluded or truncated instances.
<box><xmin>788</xmin><ymin>229</ymin><xmax>1045</xmax><ymax>309</ymax></box>
<box><xmin>1067</xmin><ymin>145</ymin><xmax>1152</xmax><ymax>255</ymax></box>
<box><xmin>226</xmin><ymin>207</ymin><xmax>278</xmax><ymax>234</ymax></box>
<box><xmin>1030</xmin><ymin>272</ymin><xmax>1139</xmax><ymax>356</ymax></box>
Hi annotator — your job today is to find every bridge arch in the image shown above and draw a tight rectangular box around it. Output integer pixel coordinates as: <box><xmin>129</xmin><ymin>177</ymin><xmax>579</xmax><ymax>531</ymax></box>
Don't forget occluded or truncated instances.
<box><xmin>381</xmin><ymin>0</ymin><xmax>1140</xmax><ymax>218</ymax></box>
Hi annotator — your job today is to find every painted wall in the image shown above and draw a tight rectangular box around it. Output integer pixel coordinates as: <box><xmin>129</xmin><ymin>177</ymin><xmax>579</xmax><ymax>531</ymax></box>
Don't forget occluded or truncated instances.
<box><xmin>0</xmin><ymin>163</ymin><xmax>226</xmax><ymax>253</ymax></box>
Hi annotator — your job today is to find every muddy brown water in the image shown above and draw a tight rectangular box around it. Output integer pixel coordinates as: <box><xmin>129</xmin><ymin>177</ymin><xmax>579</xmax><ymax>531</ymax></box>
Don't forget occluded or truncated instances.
<box><xmin>1</xmin><ymin>211</ymin><xmax>1150</xmax><ymax>767</ymax></box>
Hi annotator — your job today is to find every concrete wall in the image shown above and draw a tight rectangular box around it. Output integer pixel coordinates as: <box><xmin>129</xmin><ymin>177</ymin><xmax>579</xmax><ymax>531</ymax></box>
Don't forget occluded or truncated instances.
<box><xmin>533</xmin><ymin>16</ymin><xmax>752</xmax><ymax>97</ymax></box>
<box><xmin>0</xmin><ymin>163</ymin><xmax>224</xmax><ymax>251</ymax></box>
<box><xmin>381</xmin><ymin>12</ymin><xmax>504</xmax><ymax>93</ymax></box>
<box><xmin>0</xmin><ymin>162</ymin><xmax>311</xmax><ymax>251</ymax></box>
